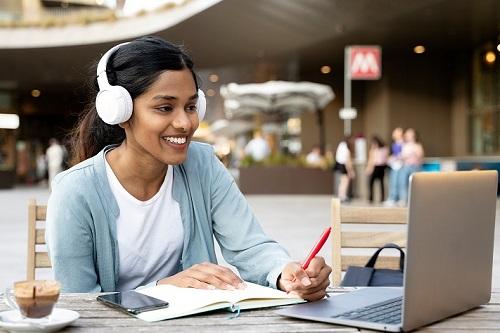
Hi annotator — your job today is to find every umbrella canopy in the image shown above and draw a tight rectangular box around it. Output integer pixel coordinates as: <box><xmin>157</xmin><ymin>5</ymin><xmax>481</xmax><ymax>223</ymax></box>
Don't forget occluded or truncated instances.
<box><xmin>210</xmin><ymin>119</ymin><xmax>255</xmax><ymax>137</ymax></box>
<box><xmin>220</xmin><ymin>80</ymin><xmax>335</xmax><ymax>119</ymax></box>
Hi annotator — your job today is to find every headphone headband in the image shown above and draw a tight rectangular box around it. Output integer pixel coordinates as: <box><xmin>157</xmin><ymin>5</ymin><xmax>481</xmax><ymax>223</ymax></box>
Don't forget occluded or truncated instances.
<box><xmin>96</xmin><ymin>42</ymin><xmax>129</xmax><ymax>90</ymax></box>
<box><xmin>95</xmin><ymin>41</ymin><xmax>206</xmax><ymax>125</ymax></box>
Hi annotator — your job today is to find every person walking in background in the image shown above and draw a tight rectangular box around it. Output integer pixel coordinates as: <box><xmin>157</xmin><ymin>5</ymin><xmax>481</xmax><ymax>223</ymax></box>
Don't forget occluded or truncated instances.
<box><xmin>398</xmin><ymin>128</ymin><xmax>424</xmax><ymax>205</ymax></box>
<box><xmin>334</xmin><ymin>136</ymin><xmax>355</xmax><ymax>203</ymax></box>
<box><xmin>365</xmin><ymin>135</ymin><xmax>389</xmax><ymax>203</ymax></box>
<box><xmin>384</xmin><ymin>127</ymin><xmax>404</xmax><ymax>206</ymax></box>
<box><xmin>244</xmin><ymin>130</ymin><xmax>270</xmax><ymax>162</ymax></box>
<box><xmin>46</xmin><ymin>138</ymin><xmax>65</xmax><ymax>186</ymax></box>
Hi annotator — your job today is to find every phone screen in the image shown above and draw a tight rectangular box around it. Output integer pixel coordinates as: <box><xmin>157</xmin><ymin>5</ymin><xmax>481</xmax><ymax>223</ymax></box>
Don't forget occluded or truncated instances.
<box><xmin>97</xmin><ymin>291</ymin><xmax>169</xmax><ymax>314</ymax></box>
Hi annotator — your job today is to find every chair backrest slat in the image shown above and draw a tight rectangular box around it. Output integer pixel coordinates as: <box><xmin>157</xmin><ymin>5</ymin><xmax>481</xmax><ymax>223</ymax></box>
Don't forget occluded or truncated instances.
<box><xmin>36</xmin><ymin>206</ymin><xmax>47</xmax><ymax>221</ymax></box>
<box><xmin>331</xmin><ymin>198</ymin><xmax>408</xmax><ymax>286</ymax></box>
<box><xmin>340</xmin><ymin>206</ymin><xmax>407</xmax><ymax>224</ymax></box>
<box><xmin>27</xmin><ymin>199</ymin><xmax>50</xmax><ymax>280</ymax></box>
<box><xmin>35</xmin><ymin>229</ymin><xmax>45</xmax><ymax>244</ymax></box>
<box><xmin>35</xmin><ymin>252</ymin><xmax>51</xmax><ymax>268</ymax></box>
<box><xmin>341</xmin><ymin>231</ymin><xmax>406</xmax><ymax>248</ymax></box>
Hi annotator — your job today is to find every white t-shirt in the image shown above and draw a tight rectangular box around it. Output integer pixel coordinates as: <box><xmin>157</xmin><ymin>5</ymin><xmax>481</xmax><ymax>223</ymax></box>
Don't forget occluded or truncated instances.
<box><xmin>105</xmin><ymin>157</ymin><xmax>184</xmax><ymax>291</ymax></box>
<box><xmin>245</xmin><ymin>137</ymin><xmax>270</xmax><ymax>161</ymax></box>
<box><xmin>306</xmin><ymin>151</ymin><xmax>322</xmax><ymax>165</ymax></box>
<box><xmin>46</xmin><ymin>144</ymin><xmax>64</xmax><ymax>169</ymax></box>
<box><xmin>335</xmin><ymin>141</ymin><xmax>350</xmax><ymax>164</ymax></box>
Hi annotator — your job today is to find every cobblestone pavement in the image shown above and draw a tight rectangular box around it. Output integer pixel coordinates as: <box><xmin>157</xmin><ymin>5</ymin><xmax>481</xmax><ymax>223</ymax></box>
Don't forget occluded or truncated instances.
<box><xmin>1</xmin><ymin>186</ymin><xmax>499</xmax><ymax>290</ymax></box>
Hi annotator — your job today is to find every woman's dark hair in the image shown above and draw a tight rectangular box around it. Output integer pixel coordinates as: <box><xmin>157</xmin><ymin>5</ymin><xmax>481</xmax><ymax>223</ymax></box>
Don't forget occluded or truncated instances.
<box><xmin>69</xmin><ymin>36</ymin><xmax>199</xmax><ymax>164</ymax></box>
<box><xmin>371</xmin><ymin>135</ymin><xmax>385</xmax><ymax>148</ymax></box>
<box><xmin>342</xmin><ymin>135</ymin><xmax>353</xmax><ymax>152</ymax></box>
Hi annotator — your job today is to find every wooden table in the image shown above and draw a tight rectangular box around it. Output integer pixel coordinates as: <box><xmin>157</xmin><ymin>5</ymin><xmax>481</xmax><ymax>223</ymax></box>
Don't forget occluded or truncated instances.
<box><xmin>1</xmin><ymin>289</ymin><xmax>499</xmax><ymax>332</ymax></box>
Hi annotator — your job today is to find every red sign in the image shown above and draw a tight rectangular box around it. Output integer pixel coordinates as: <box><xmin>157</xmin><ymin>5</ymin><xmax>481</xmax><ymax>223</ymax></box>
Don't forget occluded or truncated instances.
<box><xmin>349</xmin><ymin>46</ymin><xmax>382</xmax><ymax>80</ymax></box>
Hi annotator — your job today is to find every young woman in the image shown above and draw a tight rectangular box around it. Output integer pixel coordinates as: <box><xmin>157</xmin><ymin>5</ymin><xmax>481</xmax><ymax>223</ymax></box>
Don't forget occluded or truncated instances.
<box><xmin>384</xmin><ymin>127</ymin><xmax>404</xmax><ymax>206</ymax></box>
<box><xmin>365</xmin><ymin>136</ymin><xmax>389</xmax><ymax>203</ymax></box>
<box><xmin>334</xmin><ymin>136</ymin><xmax>355</xmax><ymax>203</ymax></box>
<box><xmin>45</xmin><ymin>36</ymin><xmax>331</xmax><ymax>301</ymax></box>
<box><xmin>398</xmin><ymin>128</ymin><xmax>424</xmax><ymax>205</ymax></box>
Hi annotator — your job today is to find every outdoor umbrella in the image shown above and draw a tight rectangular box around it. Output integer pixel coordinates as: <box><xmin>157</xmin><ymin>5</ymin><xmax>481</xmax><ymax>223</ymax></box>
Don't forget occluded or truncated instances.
<box><xmin>220</xmin><ymin>80</ymin><xmax>335</xmax><ymax>152</ymax></box>
<box><xmin>210</xmin><ymin>119</ymin><xmax>255</xmax><ymax>137</ymax></box>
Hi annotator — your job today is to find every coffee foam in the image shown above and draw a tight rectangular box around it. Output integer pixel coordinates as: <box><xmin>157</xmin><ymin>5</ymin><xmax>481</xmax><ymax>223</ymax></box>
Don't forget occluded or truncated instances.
<box><xmin>14</xmin><ymin>280</ymin><xmax>60</xmax><ymax>298</ymax></box>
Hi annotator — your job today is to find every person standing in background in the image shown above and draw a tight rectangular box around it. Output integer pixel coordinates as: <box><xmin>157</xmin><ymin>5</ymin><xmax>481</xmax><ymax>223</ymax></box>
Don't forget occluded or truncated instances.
<box><xmin>398</xmin><ymin>128</ymin><xmax>424</xmax><ymax>205</ymax></box>
<box><xmin>36</xmin><ymin>149</ymin><xmax>47</xmax><ymax>185</ymax></box>
<box><xmin>305</xmin><ymin>145</ymin><xmax>327</xmax><ymax>169</ymax></box>
<box><xmin>365</xmin><ymin>136</ymin><xmax>389</xmax><ymax>203</ymax></box>
<box><xmin>384</xmin><ymin>127</ymin><xmax>404</xmax><ymax>206</ymax></box>
<box><xmin>16</xmin><ymin>141</ymin><xmax>29</xmax><ymax>183</ymax></box>
<box><xmin>46</xmin><ymin>138</ymin><xmax>65</xmax><ymax>187</ymax></box>
<box><xmin>334</xmin><ymin>136</ymin><xmax>355</xmax><ymax>203</ymax></box>
<box><xmin>244</xmin><ymin>130</ymin><xmax>270</xmax><ymax>162</ymax></box>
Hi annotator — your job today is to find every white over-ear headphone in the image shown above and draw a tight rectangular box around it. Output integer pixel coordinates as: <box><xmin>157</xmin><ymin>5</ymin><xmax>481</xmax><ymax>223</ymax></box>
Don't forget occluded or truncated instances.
<box><xmin>96</xmin><ymin>42</ymin><xmax>206</xmax><ymax>125</ymax></box>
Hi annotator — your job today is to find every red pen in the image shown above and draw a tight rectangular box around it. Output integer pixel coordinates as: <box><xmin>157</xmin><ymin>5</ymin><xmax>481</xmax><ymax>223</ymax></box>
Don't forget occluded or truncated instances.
<box><xmin>302</xmin><ymin>227</ymin><xmax>332</xmax><ymax>269</ymax></box>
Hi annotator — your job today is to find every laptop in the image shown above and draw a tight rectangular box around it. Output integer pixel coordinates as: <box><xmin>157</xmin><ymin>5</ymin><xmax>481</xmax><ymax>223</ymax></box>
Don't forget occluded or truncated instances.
<box><xmin>278</xmin><ymin>170</ymin><xmax>498</xmax><ymax>332</ymax></box>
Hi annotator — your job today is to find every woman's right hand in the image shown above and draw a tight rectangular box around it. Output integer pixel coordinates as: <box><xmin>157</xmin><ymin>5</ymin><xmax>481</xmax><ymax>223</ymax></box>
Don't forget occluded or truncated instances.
<box><xmin>157</xmin><ymin>262</ymin><xmax>245</xmax><ymax>290</ymax></box>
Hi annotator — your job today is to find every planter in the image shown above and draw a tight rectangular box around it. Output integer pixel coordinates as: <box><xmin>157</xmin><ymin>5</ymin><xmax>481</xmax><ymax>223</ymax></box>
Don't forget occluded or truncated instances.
<box><xmin>0</xmin><ymin>169</ymin><xmax>16</xmax><ymax>189</ymax></box>
<box><xmin>239</xmin><ymin>166</ymin><xmax>333</xmax><ymax>194</ymax></box>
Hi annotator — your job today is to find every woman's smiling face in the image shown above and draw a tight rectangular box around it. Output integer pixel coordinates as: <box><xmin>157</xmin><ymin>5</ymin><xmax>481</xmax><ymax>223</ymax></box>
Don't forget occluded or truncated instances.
<box><xmin>123</xmin><ymin>68</ymin><xmax>199</xmax><ymax>165</ymax></box>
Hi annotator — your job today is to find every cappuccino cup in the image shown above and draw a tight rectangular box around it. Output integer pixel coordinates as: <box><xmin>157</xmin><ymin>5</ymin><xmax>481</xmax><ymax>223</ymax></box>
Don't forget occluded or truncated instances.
<box><xmin>4</xmin><ymin>280</ymin><xmax>60</xmax><ymax>319</ymax></box>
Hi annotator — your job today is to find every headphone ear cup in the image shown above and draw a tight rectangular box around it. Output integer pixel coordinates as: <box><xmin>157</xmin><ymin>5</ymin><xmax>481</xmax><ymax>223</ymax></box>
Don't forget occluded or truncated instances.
<box><xmin>96</xmin><ymin>85</ymin><xmax>133</xmax><ymax>125</ymax></box>
<box><xmin>196</xmin><ymin>89</ymin><xmax>206</xmax><ymax>121</ymax></box>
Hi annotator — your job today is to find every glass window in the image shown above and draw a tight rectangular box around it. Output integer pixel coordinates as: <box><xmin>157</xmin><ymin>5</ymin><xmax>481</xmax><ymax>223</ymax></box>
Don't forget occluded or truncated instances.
<box><xmin>470</xmin><ymin>46</ymin><xmax>500</xmax><ymax>155</ymax></box>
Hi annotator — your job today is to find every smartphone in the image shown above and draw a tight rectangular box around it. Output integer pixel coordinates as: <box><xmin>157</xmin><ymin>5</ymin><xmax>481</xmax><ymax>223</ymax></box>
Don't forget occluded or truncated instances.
<box><xmin>97</xmin><ymin>290</ymin><xmax>169</xmax><ymax>315</ymax></box>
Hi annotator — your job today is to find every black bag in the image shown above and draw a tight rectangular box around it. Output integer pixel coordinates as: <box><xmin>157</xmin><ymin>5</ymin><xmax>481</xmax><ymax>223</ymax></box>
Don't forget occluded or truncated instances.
<box><xmin>341</xmin><ymin>243</ymin><xmax>405</xmax><ymax>287</ymax></box>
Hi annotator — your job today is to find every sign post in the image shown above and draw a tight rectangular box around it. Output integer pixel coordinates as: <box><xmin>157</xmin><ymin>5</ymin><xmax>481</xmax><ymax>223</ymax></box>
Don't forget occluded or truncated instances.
<box><xmin>341</xmin><ymin>45</ymin><xmax>382</xmax><ymax>135</ymax></box>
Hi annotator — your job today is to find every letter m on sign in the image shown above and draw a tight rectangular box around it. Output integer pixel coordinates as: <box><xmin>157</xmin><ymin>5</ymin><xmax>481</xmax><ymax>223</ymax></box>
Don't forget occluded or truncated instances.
<box><xmin>349</xmin><ymin>46</ymin><xmax>382</xmax><ymax>80</ymax></box>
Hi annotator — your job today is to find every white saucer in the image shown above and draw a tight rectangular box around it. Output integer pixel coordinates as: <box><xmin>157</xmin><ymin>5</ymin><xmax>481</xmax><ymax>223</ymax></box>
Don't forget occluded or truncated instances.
<box><xmin>0</xmin><ymin>308</ymin><xmax>79</xmax><ymax>333</ymax></box>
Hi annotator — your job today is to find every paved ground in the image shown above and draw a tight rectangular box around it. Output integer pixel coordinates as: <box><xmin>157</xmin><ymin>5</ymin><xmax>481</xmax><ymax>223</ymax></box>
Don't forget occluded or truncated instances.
<box><xmin>1</xmin><ymin>186</ymin><xmax>499</xmax><ymax>290</ymax></box>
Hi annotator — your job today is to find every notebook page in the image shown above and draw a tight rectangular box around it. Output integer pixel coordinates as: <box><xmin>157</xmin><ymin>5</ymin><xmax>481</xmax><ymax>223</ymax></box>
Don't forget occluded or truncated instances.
<box><xmin>223</xmin><ymin>282</ymin><xmax>303</xmax><ymax>303</ymax></box>
<box><xmin>135</xmin><ymin>282</ymin><xmax>303</xmax><ymax>321</ymax></box>
<box><xmin>136</xmin><ymin>284</ymin><xmax>232</xmax><ymax>321</ymax></box>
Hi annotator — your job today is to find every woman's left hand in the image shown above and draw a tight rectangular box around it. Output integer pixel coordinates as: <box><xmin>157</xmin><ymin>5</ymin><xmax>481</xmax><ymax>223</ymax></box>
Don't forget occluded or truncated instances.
<box><xmin>277</xmin><ymin>257</ymin><xmax>332</xmax><ymax>301</ymax></box>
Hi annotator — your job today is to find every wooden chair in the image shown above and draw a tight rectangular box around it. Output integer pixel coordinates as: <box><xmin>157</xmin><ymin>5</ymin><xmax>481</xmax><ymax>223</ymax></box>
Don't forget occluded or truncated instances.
<box><xmin>27</xmin><ymin>199</ymin><xmax>51</xmax><ymax>280</ymax></box>
<box><xmin>331</xmin><ymin>198</ymin><xmax>408</xmax><ymax>286</ymax></box>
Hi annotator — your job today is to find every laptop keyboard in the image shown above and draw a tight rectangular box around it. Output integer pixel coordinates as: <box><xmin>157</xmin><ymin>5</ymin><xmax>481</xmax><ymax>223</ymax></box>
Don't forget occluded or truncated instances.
<box><xmin>331</xmin><ymin>296</ymin><xmax>402</xmax><ymax>325</ymax></box>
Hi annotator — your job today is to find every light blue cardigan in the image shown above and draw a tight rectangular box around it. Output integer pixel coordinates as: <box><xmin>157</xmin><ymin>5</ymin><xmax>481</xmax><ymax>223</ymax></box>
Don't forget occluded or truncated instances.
<box><xmin>46</xmin><ymin>142</ymin><xmax>291</xmax><ymax>292</ymax></box>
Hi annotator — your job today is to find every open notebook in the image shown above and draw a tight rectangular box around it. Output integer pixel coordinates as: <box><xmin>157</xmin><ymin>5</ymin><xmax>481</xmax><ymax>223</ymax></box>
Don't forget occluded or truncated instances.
<box><xmin>135</xmin><ymin>282</ymin><xmax>305</xmax><ymax>322</ymax></box>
